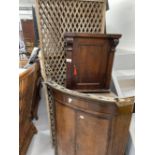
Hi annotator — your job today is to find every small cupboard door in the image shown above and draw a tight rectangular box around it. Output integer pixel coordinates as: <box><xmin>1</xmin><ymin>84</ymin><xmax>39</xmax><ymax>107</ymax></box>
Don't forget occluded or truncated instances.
<box><xmin>72</xmin><ymin>39</ymin><xmax>110</xmax><ymax>91</ymax></box>
<box><xmin>75</xmin><ymin>112</ymin><xmax>111</xmax><ymax>155</ymax></box>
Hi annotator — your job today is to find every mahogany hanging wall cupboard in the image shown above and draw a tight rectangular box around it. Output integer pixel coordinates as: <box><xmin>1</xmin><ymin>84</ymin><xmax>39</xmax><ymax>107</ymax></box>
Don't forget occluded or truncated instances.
<box><xmin>64</xmin><ymin>33</ymin><xmax>122</xmax><ymax>92</ymax></box>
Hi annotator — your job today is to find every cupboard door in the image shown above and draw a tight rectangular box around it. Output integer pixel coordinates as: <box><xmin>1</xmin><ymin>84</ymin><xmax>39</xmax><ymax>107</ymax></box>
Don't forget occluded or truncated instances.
<box><xmin>76</xmin><ymin>112</ymin><xmax>111</xmax><ymax>155</ymax></box>
<box><xmin>56</xmin><ymin>102</ymin><xmax>76</xmax><ymax>155</ymax></box>
<box><xmin>72</xmin><ymin>39</ymin><xmax>110</xmax><ymax>90</ymax></box>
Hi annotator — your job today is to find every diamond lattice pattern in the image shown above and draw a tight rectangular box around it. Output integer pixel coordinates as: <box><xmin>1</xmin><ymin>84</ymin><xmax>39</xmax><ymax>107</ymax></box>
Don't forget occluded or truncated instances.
<box><xmin>38</xmin><ymin>0</ymin><xmax>106</xmax><ymax>85</ymax></box>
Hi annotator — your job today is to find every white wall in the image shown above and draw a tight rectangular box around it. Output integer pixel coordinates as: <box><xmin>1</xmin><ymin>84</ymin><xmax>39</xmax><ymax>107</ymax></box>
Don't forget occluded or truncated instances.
<box><xmin>19</xmin><ymin>0</ymin><xmax>34</xmax><ymax>6</ymax></box>
<box><xmin>107</xmin><ymin>2</ymin><xmax>135</xmax><ymax>155</ymax></box>
<box><xmin>106</xmin><ymin>0</ymin><xmax>135</xmax><ymax>52</ymax></box>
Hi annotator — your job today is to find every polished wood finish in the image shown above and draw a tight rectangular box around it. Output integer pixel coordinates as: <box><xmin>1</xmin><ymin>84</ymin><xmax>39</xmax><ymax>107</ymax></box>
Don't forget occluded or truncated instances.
<box><xmin>65</xmin><ymin>33</ymin><xmax>122</xmax><ymax>92</ymax></box>
<box><xmin>46</xmin><ymin>81</ymin><xmax>134</xmax><ymax>155</ymax></box>
<box><xmin>19</xmin><ymin>64</ymin><xmax>37</xmax><ymax>155</ymax></box>
<box><xmin>19</xmin><ymin>59</ymin><xmax>41</xmax><ymax>119</ymax></box>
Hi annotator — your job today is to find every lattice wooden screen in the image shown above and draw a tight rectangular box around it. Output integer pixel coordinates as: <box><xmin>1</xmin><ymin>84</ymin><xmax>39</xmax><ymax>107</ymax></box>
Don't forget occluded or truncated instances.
<box><xmin>36</xmin><ymin>0</ymin><xmax>106</xmax><ymax>85</ymax></box>
<box><xmin>36</xmin><ymin>0</ymin><xmax>107</xmax><ymax>146</ymax></box>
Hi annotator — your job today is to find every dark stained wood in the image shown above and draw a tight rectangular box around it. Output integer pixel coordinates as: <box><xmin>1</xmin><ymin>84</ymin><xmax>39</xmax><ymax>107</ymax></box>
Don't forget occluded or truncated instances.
<box><xmin>46</xmin><ymin>81</ymin><xmax>134</xmax><ymax>155</ymax></box>
<box><xmin>64</xmin><ymin>33</ymin><xmax>122</xmax><ymax>92</ymax></box>
<box><xmin>19</xmin><ymin>64</ymin><xmax>37</xmax><ymax>155</ymax></box>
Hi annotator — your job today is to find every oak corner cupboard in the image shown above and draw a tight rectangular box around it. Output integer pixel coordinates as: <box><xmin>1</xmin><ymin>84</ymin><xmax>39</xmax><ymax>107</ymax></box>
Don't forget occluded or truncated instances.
<box><xmin>46</xmin><ymin>81</ymin><xmax>134</xmax><ymax>155</ymax></box>
<box><xmin>64</xmin><ymin>33</ymin><xmax>122</xmax><ymax>92</ymax></box>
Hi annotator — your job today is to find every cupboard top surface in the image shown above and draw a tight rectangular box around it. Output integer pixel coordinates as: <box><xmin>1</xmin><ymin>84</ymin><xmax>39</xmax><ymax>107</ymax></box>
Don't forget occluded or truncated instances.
<box><xmin>46</xmin><ymin>81</ymin><xmax>134</xmax><ymax>110</ymax></box>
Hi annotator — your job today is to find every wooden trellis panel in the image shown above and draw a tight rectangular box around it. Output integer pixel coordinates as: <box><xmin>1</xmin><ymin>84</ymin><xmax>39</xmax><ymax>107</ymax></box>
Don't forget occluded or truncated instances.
<box><xmin>36</xmin><ymin>0</ymin><xmax>107</xmax><ymax>146</ymax></box>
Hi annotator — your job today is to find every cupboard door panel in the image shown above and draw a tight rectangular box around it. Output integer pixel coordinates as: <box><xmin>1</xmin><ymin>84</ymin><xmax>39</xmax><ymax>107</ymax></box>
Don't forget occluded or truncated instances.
<box><xmin>56</xmin><ymin>102</ymin><xmax>76</xmax><ymax>155</ymax></box>
<box><xmin>76</xmin><ymin>112</ymin><xmax>110</xmax><ymax>155</ymax></box>
<box><xmin>73</xmin><ymin>39</ymin><xmax>110</xmax><ymax>90</ymax></box>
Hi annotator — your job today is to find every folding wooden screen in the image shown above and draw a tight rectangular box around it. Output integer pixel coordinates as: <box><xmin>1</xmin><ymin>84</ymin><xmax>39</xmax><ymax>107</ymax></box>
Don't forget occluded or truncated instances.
<box><xmin>35</xmin><ymin>0</ymin><xmax>107</xmax><ymax>146</ymax></box>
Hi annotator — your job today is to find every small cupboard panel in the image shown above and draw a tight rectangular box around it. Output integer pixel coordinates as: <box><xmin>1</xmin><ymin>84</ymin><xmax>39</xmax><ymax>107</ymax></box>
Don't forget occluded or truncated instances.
<box><xmin>76</xmin><ymin>112</ymin><xmax>110</xmax><ymax>155</ymax></box>
<box><xmin>56</xmin><ymin>102</ymin><xmax>76</xmax><ymax>155</ymax></box>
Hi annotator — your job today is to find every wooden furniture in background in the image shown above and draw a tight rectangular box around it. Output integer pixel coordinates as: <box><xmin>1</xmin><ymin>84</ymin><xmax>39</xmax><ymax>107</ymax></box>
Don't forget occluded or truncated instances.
<box><xmin>19</xmin><ymin>64</ymin><xmax>37</xmax><ymax>155</ymax></box>
<box><xmin>46</xmin><ymin>81</ymin><xmax>134</xmax><ymax>155</ymax></box>
<box><xmin>65</xmin><ymin>33</ymin><xmax>122</xmax><ymax>92</ymax></box>
<box><xmin>21</xmin><ymin>19</ymin><xmax>35</xmax><ymax>53</ymax></box>
<box><xmin>19</xmin><ymin>59</ymin><xmax>41</xmax><ymax>120</ymax></box>
<box><xmin>20</xmin><ymin>6</ymin><xmax>39</xmax><ymax>53</ymax></box>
